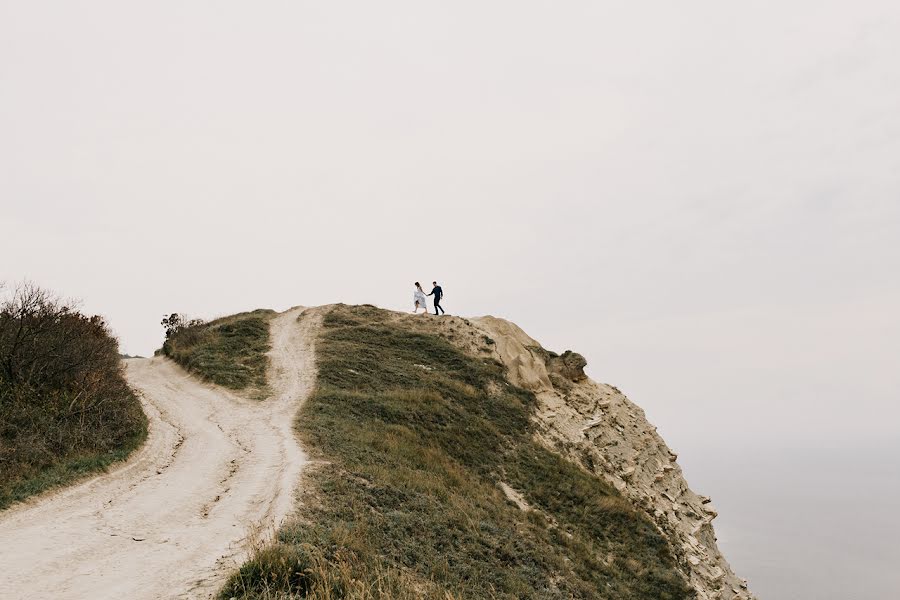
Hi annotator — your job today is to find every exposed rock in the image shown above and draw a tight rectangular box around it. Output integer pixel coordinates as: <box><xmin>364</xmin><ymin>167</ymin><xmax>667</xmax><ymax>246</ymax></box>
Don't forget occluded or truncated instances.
<box><xmin>498</xmin><ymin>482</ymin><xmax>531</xmax><ymax>512</ymax></box>
<box><xmin>548</xmin><ymin>372</ymin><xmax>574</xmax><ymax>393</ymax></box>
<box><xmin>547</xmin><ymin>350</ymin><xmax>588</xmax><ymax>382</ymax></box>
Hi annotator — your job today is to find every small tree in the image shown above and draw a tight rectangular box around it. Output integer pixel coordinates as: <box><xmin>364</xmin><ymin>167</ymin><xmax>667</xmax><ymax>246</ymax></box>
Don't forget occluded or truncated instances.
<box><xmin>160</xmin><ymin>313</ymin><xmax>204</xmax><ymax>339</ymax></box>
<box><xmin>159</xmin><ymin>313</ymin><xmax>206</xmax><ymax>358</ymax></box>
<box><xmin>161</xmin><ymin>313</ymin><xmax>184</xmax><ymax>339</ymax></box>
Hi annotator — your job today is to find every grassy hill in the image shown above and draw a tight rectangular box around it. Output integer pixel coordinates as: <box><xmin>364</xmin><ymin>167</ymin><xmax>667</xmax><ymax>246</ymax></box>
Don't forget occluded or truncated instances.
<box><xmin>160</xmin><ymin>309</ymin><xmax>275</xmax><ymax>398</ymax></box>
<box><xmin>0</xmin><ymin>284</ymin><xmax>147</xmax><ymax>509</ymax></box>
<box><xmin>221</xmin><ymin>305</ymin><xmax>694</xmax><ymax>600</ymax></box>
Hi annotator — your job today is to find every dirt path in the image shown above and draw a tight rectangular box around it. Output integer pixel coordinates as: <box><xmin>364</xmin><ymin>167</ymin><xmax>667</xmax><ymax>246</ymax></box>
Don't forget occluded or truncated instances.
<box><xmin>0</xmin><ymin>307</ymin><xmax>317</xmax><ymax>599</ymax></box>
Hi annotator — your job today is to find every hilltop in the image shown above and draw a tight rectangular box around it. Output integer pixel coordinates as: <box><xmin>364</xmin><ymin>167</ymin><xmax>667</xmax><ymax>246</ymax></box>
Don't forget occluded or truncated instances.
<box><xmin>209</xmin><ymin>304</ymin><xmax>754</xmax><ymax>600</ymax></box>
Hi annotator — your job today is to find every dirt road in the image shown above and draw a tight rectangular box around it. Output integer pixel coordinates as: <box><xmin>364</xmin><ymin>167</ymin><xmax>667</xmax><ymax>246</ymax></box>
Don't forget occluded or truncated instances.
<box><xmin>0</xmin><ymin>307</ymin><xmax>317</xmax><ymax>599</ymax></box>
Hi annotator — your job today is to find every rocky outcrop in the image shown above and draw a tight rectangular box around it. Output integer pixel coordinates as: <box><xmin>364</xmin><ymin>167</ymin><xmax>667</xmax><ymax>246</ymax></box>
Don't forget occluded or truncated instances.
<box><xmin>548</xmin><ymin>350</ymin><xmax>587</xmax><ymax>380</ymax></box>
<box><xmin>472</xmin><ymin>316</ymin><xmax>756</xmax><ymax>600</ymax></box>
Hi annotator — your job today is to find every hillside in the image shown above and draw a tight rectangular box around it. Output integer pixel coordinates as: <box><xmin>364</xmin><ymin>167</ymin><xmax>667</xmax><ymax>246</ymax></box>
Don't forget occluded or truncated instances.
<box><xmin>224</xmin><ymin>305</ymin><xmax>754</xmax><ymax>600</ymax></box>
<box><xmin>473</xmin><ymin>316</ymin><xmax>754</xmax><ymax>600</ymax></box>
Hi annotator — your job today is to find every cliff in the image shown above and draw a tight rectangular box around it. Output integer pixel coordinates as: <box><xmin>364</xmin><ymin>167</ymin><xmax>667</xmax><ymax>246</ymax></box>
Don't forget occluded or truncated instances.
<box><xmin>472</xmin><ymin>316</ymin><xmax>755</xmax><ymax>600</ymax></box>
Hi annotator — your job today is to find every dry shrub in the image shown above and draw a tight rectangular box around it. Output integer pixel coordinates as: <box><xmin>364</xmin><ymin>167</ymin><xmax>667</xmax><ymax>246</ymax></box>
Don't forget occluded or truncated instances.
<box><xmin>0</xmin><ymin>282</ymin><xmax>146</xmax><ymax>507</ymax></box>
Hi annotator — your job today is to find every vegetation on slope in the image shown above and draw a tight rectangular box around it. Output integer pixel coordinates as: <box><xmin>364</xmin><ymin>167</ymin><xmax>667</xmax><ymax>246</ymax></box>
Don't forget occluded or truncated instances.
<box><xmin>0</xmin><ymin>284</ymin><xmax>147</xmax><ymax>509</ymax></box>
<box><xmin>160</xmin><ymin>309</ymin><xmax>275</xmax><ymax>396</ymax></box>
<box><xmin>223</xmin><ymin>305</ymin><xmax>693</xmax><ymax>600</ymax></box>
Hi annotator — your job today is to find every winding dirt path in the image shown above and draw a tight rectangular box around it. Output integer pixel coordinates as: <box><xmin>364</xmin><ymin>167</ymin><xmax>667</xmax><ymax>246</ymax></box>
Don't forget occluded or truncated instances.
<box><xmin>0</xmin><ymin>306</ymin><xmax>317</xmax><ymax>599</ymax></box>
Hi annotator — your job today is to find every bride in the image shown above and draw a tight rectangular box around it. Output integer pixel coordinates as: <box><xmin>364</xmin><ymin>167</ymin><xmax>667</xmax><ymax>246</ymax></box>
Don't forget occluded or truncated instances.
<box><xmin>413</xmin><ymin>282</ymin><xmax>429</xmax><ymax>315</ymax></box>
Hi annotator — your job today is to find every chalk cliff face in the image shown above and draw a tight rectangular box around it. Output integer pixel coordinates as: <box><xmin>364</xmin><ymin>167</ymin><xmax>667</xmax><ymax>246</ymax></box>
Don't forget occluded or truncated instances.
<box><xmin>472</xmin><ymin>316</ymin><xmax>756</xmax><ymax>600</ymax></box>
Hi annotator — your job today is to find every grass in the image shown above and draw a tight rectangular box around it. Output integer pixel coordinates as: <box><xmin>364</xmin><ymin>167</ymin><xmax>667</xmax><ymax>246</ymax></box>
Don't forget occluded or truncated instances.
<box><xmin>222</xmin><ymin>305</ymin><xmax>693</xmax><ymax>600</ymax></box>
<box><xmin>161</xmin><ymin>309</ymin><xmax>275</xmax><ymax>396</ymax></box>
<box><xmin>0</xmin><ymin>428</ymin><xmax>146</xmax><ymax>509</ymax></box>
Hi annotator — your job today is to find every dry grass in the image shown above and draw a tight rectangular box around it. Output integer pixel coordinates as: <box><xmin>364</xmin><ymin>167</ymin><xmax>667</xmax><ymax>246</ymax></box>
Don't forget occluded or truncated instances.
<box><xmin>223</xmin><ymin>541</ymin><xmax>462</xmax><ymax>600</ymax></box>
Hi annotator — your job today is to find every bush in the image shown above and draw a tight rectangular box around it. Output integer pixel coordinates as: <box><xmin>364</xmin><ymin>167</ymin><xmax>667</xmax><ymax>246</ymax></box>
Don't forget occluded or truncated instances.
<box><xmin>161</xmin><ymin>313</ymin><xmax>206</xmax><ymax>340</ymax></box>
<box><xmin>0</xmin><ymin>283</ymin><xmax>147</xmax><ymax>508</ymax></box>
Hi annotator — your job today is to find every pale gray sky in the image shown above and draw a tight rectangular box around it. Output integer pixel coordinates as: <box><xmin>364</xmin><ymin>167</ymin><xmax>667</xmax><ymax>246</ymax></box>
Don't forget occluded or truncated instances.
<box><xmin>2</xmin><ymin>2</ymin><xmax>899</xmax><ymax>597</ymax></box>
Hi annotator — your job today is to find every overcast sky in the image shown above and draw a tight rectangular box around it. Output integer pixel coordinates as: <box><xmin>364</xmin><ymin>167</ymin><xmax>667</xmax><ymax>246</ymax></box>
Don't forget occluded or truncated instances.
<box><xmin>2</xmin><ymin>2</ymin><xmax>899</xmax><ymax>597</ymax></box>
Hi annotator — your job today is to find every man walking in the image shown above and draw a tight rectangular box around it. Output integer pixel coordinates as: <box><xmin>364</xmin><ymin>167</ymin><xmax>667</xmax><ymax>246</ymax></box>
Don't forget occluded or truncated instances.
<box><xmin>428</xmin><ymin>281</ymin><xmax>445</xmax><ymax>315</ymax></box>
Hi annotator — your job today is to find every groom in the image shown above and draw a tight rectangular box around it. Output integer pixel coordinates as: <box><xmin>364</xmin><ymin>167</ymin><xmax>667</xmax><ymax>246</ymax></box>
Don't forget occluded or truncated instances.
<box><xmin>428</xmin><ymin>281</ymin><xmax>445</xmax><ymax>315</ymax></box>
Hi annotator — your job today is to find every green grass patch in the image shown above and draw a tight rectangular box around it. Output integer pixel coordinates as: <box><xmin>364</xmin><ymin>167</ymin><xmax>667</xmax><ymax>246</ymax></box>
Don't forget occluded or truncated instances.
<box><xmin>223</xmin><ymin>305</ymin><xmax>693</xmax><ymax>599</ymax></box>
<box><xmin>161</xmin><ymin>309</ymin><xmax>275</xmax><ymax>395</ymax></box>
<box><xmin>0</xmin><ymin>427</ymin><xmax>146</xmax><ymax>509</ymax></box>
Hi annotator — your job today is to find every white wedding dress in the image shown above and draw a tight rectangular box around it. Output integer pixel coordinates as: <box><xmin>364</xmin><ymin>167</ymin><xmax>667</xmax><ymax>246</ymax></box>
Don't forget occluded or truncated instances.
<box><xmin>414</xmin><ymin>289</ymin><xmax>428</xmax><ymax>309</ymax></box>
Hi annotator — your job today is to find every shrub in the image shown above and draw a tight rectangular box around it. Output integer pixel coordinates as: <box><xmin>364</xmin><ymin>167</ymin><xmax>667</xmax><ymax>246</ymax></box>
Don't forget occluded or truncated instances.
<box><xmin>0</xmin><ymin>283</ymin><xmax>147</xmax><ymax>508</ymax></box>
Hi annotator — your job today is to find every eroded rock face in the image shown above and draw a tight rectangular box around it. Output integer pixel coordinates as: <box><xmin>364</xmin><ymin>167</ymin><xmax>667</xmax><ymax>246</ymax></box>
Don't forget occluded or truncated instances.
<box><xmin>550</xmin><ymin>350</ymin><xmax>588</xmax><ymax>381</ymax></box>
<box><xmin>471</xmin><ymin>316</ymin><xmax>756</xmax><ymax>600</ymax></box>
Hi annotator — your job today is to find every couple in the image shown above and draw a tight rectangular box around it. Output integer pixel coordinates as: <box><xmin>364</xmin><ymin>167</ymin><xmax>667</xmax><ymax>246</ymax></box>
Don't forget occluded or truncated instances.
<box><xmin>413</xmin><ymin>281</ymin><xmax>445</xmax><ymax>316</ymax></box>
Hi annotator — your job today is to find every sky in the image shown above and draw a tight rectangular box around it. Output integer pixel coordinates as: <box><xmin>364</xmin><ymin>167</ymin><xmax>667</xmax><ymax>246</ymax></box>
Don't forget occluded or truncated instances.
<box><xmin>2</xmin><ymin>2</ymin><xmax>899</xmax><ymax>597</ymax></box>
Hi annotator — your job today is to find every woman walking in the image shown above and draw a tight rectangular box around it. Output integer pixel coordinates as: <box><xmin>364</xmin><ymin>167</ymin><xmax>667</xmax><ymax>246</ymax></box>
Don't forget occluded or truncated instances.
<box><xmin>413</xmin><ymin>282</ymin><xmax>429</xmax><ymax>315</ymax></box>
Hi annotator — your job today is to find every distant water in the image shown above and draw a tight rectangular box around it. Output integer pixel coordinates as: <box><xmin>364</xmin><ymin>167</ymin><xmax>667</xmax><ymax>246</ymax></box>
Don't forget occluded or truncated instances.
<box><xmin>681</xmin><ymin>438</ymin><xmax>900</xmax><ymax>600</ymax></box>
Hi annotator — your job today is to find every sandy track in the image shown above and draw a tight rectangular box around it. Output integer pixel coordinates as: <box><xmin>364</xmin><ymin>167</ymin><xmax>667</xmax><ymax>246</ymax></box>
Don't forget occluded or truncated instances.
<box><xmin>0</xmin><ymin>307</ymin><xmax>317</xmax><ymax>599</ymax></box>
